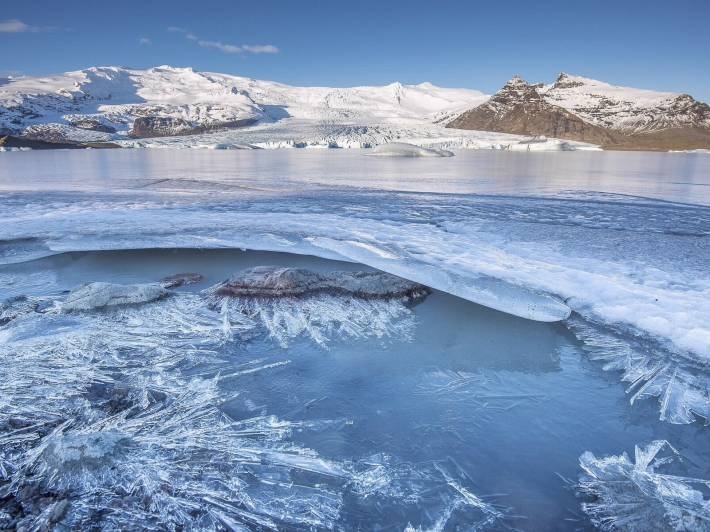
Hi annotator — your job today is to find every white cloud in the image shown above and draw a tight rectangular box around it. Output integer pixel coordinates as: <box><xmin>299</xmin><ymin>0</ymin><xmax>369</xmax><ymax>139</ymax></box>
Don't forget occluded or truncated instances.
<box><xmin>167</xmin><ymin>27</ymin><xmax>278</xmax><ymax>55</ymax></box>
<box><xmin>0</xmin><ymin>19</ymin><xmax>58</xmax><ymax>33</ymax></box>
<box><xmin>197</xmin><ymin>40</ymin><xmax>243</xmax><ymax>54</ymax></box>
<box><xmin>197</xmin><ymin>39</ymin><xmax>279</xmax><ymax>55</ymax></box>
<box><xmin>139</xmin><ymin>37</ymin><xmax>152</xmax><ymax>45</ymax></box>
<box><xmin>242</xmin><ymin>44</ymin><xmax>279</xmax><ymax>54</ymax></box>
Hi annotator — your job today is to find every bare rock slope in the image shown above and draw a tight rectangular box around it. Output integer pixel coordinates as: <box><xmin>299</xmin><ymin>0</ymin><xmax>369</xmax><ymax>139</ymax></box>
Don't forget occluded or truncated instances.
<box><xmin>448</xmin><ymin>74</ymin><xmax>710</xmax><ymax>151</ymax></box>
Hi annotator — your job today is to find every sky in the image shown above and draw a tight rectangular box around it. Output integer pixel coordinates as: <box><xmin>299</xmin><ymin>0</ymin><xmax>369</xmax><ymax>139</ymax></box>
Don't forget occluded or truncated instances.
<box><xmin>2</xmin><ymin>0</ymin><xmax>709</xmax><ymax>101</ymax></box>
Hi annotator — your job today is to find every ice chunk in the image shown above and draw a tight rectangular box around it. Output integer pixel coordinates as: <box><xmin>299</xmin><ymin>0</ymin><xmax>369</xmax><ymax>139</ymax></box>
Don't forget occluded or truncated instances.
<box><xmin>367</xmin><ymin>142</ymin><xmax>454</xmax><ymax>157</ymax></box>
<box><xmin>577</xmin><ymin>440</ymin><xmax>710</xmax><ymax>531</ymax></box>
<box><xmin>62</xmin><ymin>282</ymin><xmax>169</xmax><ymax>311</ymax></box>
<box><xmin>306</xmin><ymin>236</ymin><xmax>572</xmax><ymax>322</ymax></box>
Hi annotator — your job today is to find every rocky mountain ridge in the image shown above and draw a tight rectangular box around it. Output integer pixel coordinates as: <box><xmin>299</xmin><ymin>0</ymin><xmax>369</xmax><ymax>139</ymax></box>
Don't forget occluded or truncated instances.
<box><xmin>448</xmin><ymin>74</ymin><xmax>710</xmax><ymax>150</ymax></box>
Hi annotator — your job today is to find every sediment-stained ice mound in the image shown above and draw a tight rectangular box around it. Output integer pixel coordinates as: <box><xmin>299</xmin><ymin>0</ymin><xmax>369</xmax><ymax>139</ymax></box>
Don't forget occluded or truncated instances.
<box><xmin>367</xmin><ymin>142</ymin><xmax>455</xmax><ymax>157</ymax></box>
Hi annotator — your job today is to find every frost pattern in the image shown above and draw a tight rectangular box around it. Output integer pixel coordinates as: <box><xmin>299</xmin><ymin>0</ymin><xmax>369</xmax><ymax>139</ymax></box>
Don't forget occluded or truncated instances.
<box><xmin>217</xmin><ymin>295</ymin><xmax>416</xmax><ymax>348</ymax></box>
<box><xmin>566</xmin><ymin>317</ymin><xmax>710</xmax><ymax>424</ymax></box>
<box><xmin>577</xmin><ymin>440</ymin><xmax>710</xmax><ymax>531</ymax></box>
<box><xmin>0</xmin><ymin>286</ymin><xmax>497</xmax><ymax>529</ymax></box>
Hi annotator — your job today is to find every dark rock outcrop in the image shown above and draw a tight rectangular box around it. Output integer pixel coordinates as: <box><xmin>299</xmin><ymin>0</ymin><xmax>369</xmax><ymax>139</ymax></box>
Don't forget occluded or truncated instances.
<box><xmin>129</xmin><ymin>116</ymin><xmax>194</xmax><ymax>138</ymax></box>
<box><xmin>66</xmin><ymin>118</ymin><xmax>116</xmax><ymax>133</ymax></box>
<box><xmin>129</xmin><ymin>116</ymin><xmax>257</xmax><ymax>138</ymax></box>
<box><xmin>209</xmin><ymin>266</ymin><xmax>431</xmax><ymax>302</ymax></box>
<box><xmin>447</xmin><ymin>76</ymin><xmax>619</xmax><ymax>145</ymax></box>
<box><xmin>0</xmin><ymin>134</ymin><xmax>119</xmax><ymax>150</ymax></box>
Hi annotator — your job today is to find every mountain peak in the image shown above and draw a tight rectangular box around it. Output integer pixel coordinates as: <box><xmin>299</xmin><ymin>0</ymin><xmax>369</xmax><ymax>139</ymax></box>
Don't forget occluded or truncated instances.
<box><xmin>490</xmin><ymin>75</ymin><xmax>542</xmax><ymax>106</ymax></box>
<box><xmin>504</xmin><ymin>75</ymin><xmax>529</xmax><ymax>87</ymax></box>
<box><xmin>551</xmin><ymin>73</ymin><xmax>587</xmax><ymax>90</ymax></box>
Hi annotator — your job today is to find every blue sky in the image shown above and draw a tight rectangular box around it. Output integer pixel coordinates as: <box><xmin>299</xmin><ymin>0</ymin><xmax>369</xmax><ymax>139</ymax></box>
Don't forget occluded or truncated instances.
<box><xmin>2</xmin><ymin>0</ymin><xmax>709</xmax><ymax>101</ymax></box>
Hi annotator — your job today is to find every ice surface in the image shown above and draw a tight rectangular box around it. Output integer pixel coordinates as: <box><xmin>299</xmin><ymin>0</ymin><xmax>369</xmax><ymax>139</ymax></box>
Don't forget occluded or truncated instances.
<box><xmin>1</xmin><ymin>149</ymin><xmax>709</xmax><ymax>528</ymax></box>
<box><xmin>577</xmin><ymin>440</ymin><xmax>710</xmax><ymax>531</ymax></box>
<box><xmin>1</xmin><ymin>149</ymin><xmax>708</xmax><ymax>355</ymax></box>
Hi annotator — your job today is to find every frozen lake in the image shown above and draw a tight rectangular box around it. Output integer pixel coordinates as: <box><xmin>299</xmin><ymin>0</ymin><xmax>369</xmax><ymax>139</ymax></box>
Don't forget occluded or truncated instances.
<box><xmin>1</xmin><ymin>149</ymin><xmax>709</xmax><ymax>530</ymax></box>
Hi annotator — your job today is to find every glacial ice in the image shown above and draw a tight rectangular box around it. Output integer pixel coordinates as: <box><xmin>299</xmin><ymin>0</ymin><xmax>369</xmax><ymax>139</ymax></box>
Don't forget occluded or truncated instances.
<box><xmin>577</xmin><ymin>440</ymin><xmax>710</xmax><ymax>531</ymax></box>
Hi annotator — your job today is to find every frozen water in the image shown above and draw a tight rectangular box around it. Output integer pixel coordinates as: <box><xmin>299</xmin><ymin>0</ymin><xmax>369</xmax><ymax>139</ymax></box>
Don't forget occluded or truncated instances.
<box><xmin>1</xmin><ymin>149</ymin><xmax>709</xmax><ymax>529</ymax></box>
<box><xmin>0</xmin><ymin>247</ymin><xmax>708</xmax><ymax>530</ymax></box>
<box><xmin>0</xmin><ymin>250</ymin><xmax>516</xmax><ymax>529</ymax></box>
<box><xmin>578</xmin><ymin>440</ymin><xmax>710</xmax><ymax>531</ymax></box>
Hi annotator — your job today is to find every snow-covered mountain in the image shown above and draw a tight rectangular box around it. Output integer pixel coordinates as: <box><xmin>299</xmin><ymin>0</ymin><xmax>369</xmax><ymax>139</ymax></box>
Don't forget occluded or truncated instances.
<box><xmin>0</xmin><ymin>65</ymin><xmax>487</xmax><ymax>145</ymax></box>
<box><xmin>544</xmin><ymin>73</ymin><xmax>710</xmax><ymax>133</ymax></box>
<box><xmin>449</xmin><ymin>74</ymin><xmax>710</xmax><ymax>150</ymax></box>
<box><xmin>4</xmin><ymin>66</ymin><xmax>706</xmax><ymax>151</ymax></box>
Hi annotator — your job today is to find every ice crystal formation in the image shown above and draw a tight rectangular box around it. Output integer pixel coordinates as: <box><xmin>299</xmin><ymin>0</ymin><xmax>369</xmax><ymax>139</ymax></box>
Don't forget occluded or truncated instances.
<box><xmin>577</xmin><ymin>440</ymin><xmax>710</xmax><ymax>531</ymax></box>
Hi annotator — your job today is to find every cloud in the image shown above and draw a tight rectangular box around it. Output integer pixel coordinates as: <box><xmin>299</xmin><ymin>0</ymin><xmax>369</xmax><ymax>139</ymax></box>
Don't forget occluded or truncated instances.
<box><xmin>242</xmin><ymin>44</ymin><xmax>279</xmax><ymax>54</ymax></box>
<box><xmin>0</xmin><ymin>19</ymin><xmax>58</xmax><ymax>33</ymax></box>
<box><xmin>197</xmin><ymin>39</ymin><xmax>279</xmax><ymax>55</ymax></box>
<box><xmin>167</xmin><ymin>26</ymin><xmax>278</xmax><ymax>55</ymax></box>
<box><xmin>139</xmin><ymin>37</ymin><xmax>152</xmax><ymax>45</ymax></box>
<box><xmin>197</xmin><ymin>40</ymin><xmax>243</xmax><ymax>54</ymax></box>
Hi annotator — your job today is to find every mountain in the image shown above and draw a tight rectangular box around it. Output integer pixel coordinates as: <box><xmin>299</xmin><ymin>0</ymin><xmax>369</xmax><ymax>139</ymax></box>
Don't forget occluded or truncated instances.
<box><xmin>446</xmin><ymin>76</ymin><xmax>617</xmax><ymax>145</ymax></box>
<box><xmin>0</xmin><ymin>66</ymin><xmax>486</xmax><ymax>146</ymax></box>
<box><xmin>3</xmin><ymin>66</ymin><xmax>707</xmax><ymax>151</ymax></box>
<box><xmin>448</xmin><ymin>74</ymin><xmax>710</xmax><ymax>150</ymax></box>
